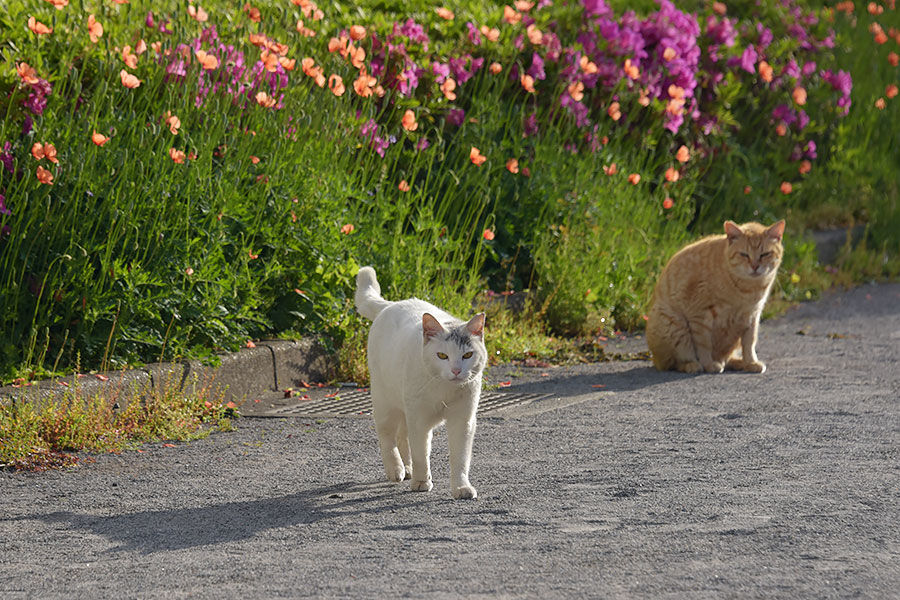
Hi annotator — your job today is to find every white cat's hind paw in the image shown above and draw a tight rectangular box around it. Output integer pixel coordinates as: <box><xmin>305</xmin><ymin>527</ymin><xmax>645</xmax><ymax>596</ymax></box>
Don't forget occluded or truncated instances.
<box><xmin>410</xmin><ymin>479</ymin><xmax>433</xmax><ymax>492</ymax></box>
<box><xmin>452</xmin><ymin>484</ymin><xmax>477</xmax><ymax>500</ymax></box>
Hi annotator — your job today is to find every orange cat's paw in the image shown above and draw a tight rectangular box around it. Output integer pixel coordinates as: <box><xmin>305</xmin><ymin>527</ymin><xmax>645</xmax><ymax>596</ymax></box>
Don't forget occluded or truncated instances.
<box><xmin>703</xmin><ymin>361</ymin><xmax>725</xmax><ymax>374</ymax></box>
<box><xmin>725</xmin><ymin>358</ymin><xmax>744</xmax><ymax>371</ymax></box>
<box><xmin>678</xmin><ymin>361</ymin><xmax>703</xmax><ymax>374</ymax></box>
<box><xmin>744</xmin><ymin>361</ymin><xmax>766</xmax><ymax>373</ymax></box>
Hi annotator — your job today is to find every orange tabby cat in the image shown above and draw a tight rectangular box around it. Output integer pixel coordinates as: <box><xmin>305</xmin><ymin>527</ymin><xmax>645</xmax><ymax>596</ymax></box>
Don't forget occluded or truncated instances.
<box><xmin>646</xmin><ymin>219</ymin><xmax>785</xmax><ymax>374</ymax></box>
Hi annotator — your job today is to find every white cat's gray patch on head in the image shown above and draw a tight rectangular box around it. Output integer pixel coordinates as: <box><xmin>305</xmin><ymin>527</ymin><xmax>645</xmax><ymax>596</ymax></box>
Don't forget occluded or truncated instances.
<box><xmin>447</xmin><ymin>326</ymin><xmax>475</xmax><ymax>349</ymax></box>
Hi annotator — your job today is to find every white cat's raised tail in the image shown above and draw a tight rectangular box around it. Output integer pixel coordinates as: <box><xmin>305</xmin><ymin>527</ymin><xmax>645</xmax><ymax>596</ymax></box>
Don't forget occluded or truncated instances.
<box><xmin>355</xmin><ymin>266</ymin><xmax>486</xmax><ymax>500</ymax></box>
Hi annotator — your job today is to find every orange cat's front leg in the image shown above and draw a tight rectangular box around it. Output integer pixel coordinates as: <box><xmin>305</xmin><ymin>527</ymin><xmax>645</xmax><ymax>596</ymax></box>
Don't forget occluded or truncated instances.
<box><xmin>739</xmin><ymin>317</ymin><xmax>766</xmax><ymax>373</ymax></box>
<box><xmin>687</xmin><ymin>313</ymin><xmax>725</xmax><ymax>374</ymax></box>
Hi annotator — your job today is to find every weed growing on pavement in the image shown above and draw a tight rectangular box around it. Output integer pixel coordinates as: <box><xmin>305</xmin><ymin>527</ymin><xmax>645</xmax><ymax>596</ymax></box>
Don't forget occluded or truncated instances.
<box><xmin>0</xmin><ymin>381</ymin><xmax>235</xmax><ymax>470</ymax></box>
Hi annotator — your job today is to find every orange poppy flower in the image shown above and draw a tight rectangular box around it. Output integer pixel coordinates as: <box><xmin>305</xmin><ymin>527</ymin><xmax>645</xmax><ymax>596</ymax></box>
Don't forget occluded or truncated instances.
<box><xmin>398</xmin><ymin>180</ymin><xmax>411</xmax><ymax>192</ymax></box>
<box><xmin>195</xmin><ymin>49</ymin><xmax>219</xmax><ymax>70</ymax></box>
<box><xmin>676</xmin><ymin>145</ymin><xmax>690</xmax><ymax>163</ymax></box>
<box><xmin>328</xmin><ymin>37</ymin><xmax>347</xmax><ymax>53</ymax></box>
<box><xmin>250</xmin><ymin>156</ymin><xmax>260</xmax><ymax>164</ymax></box>
<box><xmin>151</xmin><ymin>41</ymin><xmax>162</xmax><ymax>55</ymax></box>
<box><xmin>17</xmin><ymin>62</ymin><xmax>39</xmax><ymax>84</ymax></box>
<box><xmin>503</xmin><ymin>5</ymin><xmax>521</xmax><ymax>25</ymax></box>
<box><xmin>663</xmin><ymin>47</ymin><xmax>676</xmax><ymax>62</ymax></box>
<box><xmin>92</xmin><ymin>131</ymin><xmax>109</xmax><ymax>146</ymax></box>
<box><xmin>520</xmin><ymin>74</ymin><xmax>535</xmax><ymax>93</ymax></box>
<box><xmin>607</xmin><ymin>102</ymin><xmax>622</xmax><ymax>121</ymax></box>
<box><xmin>470</xmin><ymin>147</ymin><xmax>487</xmax><ymax>166</ymax></box>
<box><xmin>279</xmin><ymin>57</ymin><xmax>296</xmax><ymax>71</ymax></box>
<box><xmin>301</xmin><ymin>57</ymin><xmax>317</xmax><ymax>77</ymax></box>
<box><xmin>483</xmin><ymin>229</ymin><xmax>496</xmax><ymax>241</ymax></box>
<box><xmin>663</xmin><ymin>197</ymin><xmax>674</xmax><ymax>209</ymax></box>
<box><xmin>248</xmin><ymin>251</ymin><xmax>259</xmax><ymax>259</ymax></box>
<box><xmin>46</xmin><ymin>0</ymin><xmax>68</xmax><ymax>8</ymax></box>
<box><xmin>603</xmin><ymin>163</ymin><xmax>617</xmax><ymax>175</ymax></box>
<box><xmin>526</xmin><ymin>24</ymin><xmax>543</xmax><ymax>45</ymax></box>
<box><xmin>887</xmin><ymin>84</ymin><xmax>899</xmax><ymax>99</ymax></box>
<box><xmin>758</xmin><ymin>60</ymin><xmax>773</xmax><ymax>83</ymax></box>
<box><xmin>874</xmin><ymin>31</ymin><xmax>889</xmax><ymax>44</ymax></box>
<box><xmin>328</xmin><ymin>74</ymin><xmax>345</xmax><ymax>96</ymax></box>
<box><xmin>798</xmin><ymin>160</ymin><xmax>812</xmax><ymax>175</ymax></box>
<box><xmin>133</xmin><ymin>40</ymin><xmax>147</xmax><ymax>55</ymax></box>
<box><xmin>792</xmin><ymin>86</ymin><xmax>807</xmax><ymax>106</ymax></box>
<box><xmin>867</xmin><ymin>1</ymin><xmax>884</xmax><ymax>14</ymax></box>
<box><xmin>889</xmin><ymin>52</ymin><xmax>899</xmax><ymax>67</ymax></box>
<box><xmin>255</xmin><ymin>91</ymin><xmax>276</xmax><ymax>107</ymax></box>
<box><xmin>480</xmin><ymin>26</ymin><xmax>500</xmax><ymax>42</ymax></box>
<box><xmin>36</xmin><ymin>165</ymin><xmax>54</xmax><ymax>185</ymax></box>
<box><xmin>28</xmin><ymin>17</ymin><xmax>53</xmax><ymax>35</ymax></box>
<box><xmin>579</xmin><ymin>55</ymin><xmax>598</xmax><ymax>74</ymax></box>
<box><xmin>296</xmin><ymin>20</ymin><xmax>316</xmax><ymax>37</ymax></box>
<box><xmin>260</xmin><ymin>50</ymin><xmax>279</xmax><ymax>72</ymax></box>
<box><xmin>43</xmin><ymin>143</ymin><xmax>58</xmax><ymax>163</ymax></box>
<box><xmin>875</xmin><ymin>97</ymin><xmax>886</xmax><ymax>109</ymax></box>
<box><xmin>440</xmin><ymin>77</ymin><xmax>457</xmax><ymax>100</ymax></box>
<box><xmin>347</xmin><ymin>45</ymin><xmax>365</xmax><ymax>70</ymax></box>
<box><xmin>664</xmin><ymin>167</ymin><xmax>679</xmax><ymax>182</ymax></box>
<box><xmin>506</xmin><ymin>158</ymin><xmax>519</xmax><ymax>174</ymax></box>
<box><xmin>637</xmin><ymin>88</ymin><xmax>650</xmax><ymax>106</ymax></box>
<box><xmin>515</xmin><ymin>0</ymin><xmax>534</xmax><ymax>10</ymax></box>
<box><xmin>349</xmin><ymin>25</ymin><xmax>366</xmax><ymax>41</ymax></box>
<box><xmin>743</xmin><ymin>185</ymin><xmax>752</xmax><ymax>195</ymax></box>
<box><xmin>436</xmin><ymin>7</ymin><xmax>454</xmax><ymax>20</ymax></box>
<box><xmin>712</xmin><ymin>1</ymin><xmax>727</xmax><ymax>15</ymax></box>
<box><xmin>244</xmin><ymin>3</ymin><xmax>261</xmax><ymax>22</ymax></box>
<box><xmin>623</xmin><ymin>58</ymin><xmax>639</xmax><ymax>79</ymax></box>
<box><xmin>780</xmin><ymin>181</ymin><xmax>793</xmax><ymax>194</ymax></box>
<box><xmin>185</xmin><ymin>267</ymin><xmax>195</xmax><ymax>276</ymax></box>
<box><xmin>340</xmin><ymin>223</ymin><xmax>355</xmax><ymax>235</ymax></box>
<box><xmin>120</xmin><ymin>70</ymin><xmax>141</xmax><ymax>88</ymax></box>
<box><xmin>568</xmin><ymin>81</ymin><xmax>584</xmax><ymax>102</ymax></box>
<box><xmin>353</xmin><ymin>71</ymin><xmax>377</xmax><ymax>97</ymax></box>
<box><xmin>31</xmin><ymin>143</ymin><xmax>45</xmax><ymax>161</ymax></box>
<box><xmin>87</xmin><ymin>14</ymin><xmax>103</xmax><ymax>43</ymax></box>
<box><xmin>164</xmin><ymin>112</ymin><xmax>181</xmax><ymax>135</ymax></box>
<box><xmin>169</xmin><ymin>148</ymin><xmax>186</xmax><ymax>163</ymax></box>
<box><xmin>489</xmin><ymin>62</ymin><xmax>503</xmax><ymax>75</ymax></box>
<box><xmin>121</xmin><ymin>46</ymin><xmax>138</xmax><ymax>69</ymax></box>
<box><xmin>775</xmin><ymin>123</ymin><xmax>787</xmax><ymax>137</ymax></box>
<box><xmin>628</xmin><ymin>173</ymin><xmax>641</xmax><ymax>185</ymax></box>
<box><xmin>188</xmin><ymin>5</ymin><xmax>208</xmax><ymax>22</ymax></box>
<box><xmin>401</xmin><ymin>110</ymin><xmax>418</xmax><ymax>131</ymax></box>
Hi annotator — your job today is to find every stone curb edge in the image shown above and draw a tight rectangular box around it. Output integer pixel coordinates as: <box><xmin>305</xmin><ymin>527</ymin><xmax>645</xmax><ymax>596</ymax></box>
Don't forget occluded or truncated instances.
<box><xmin>0</xmin><ymin>338</ymin><xmax>333</xmax><ymax>412</ymax></box>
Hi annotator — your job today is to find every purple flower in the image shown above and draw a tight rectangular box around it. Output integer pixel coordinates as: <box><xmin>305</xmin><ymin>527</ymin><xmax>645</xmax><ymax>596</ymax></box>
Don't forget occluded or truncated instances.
<box><xmin>584</xmin><ymin>0</ymin><xmax>613</xmax><ymax>19</ymax></box>
<box><xmin>527</xmin><ymin>52</ymin><xmax>546</xmax><ymax>81</ymax></box>
<box><xmin>784</xmin><ymin>59</ymin><xmax>800</xmax><ymax>79</ymax></box>
<box><xmin>0</xmin><ymin>194</ymin><xmax>9</xmax><ymax>216</ymax></box>
<box><xmin>739</xmin><ymin>46</ymin><xmax>757</xmax><ymax>73</ymax></box>
<box><xmin>0</xmin><ymin>143</ymin><xmax>13</xmax><ymax>175</ymax></box>
<box><xmin>706</xmin><ymin>16</ymin><xmax>737</xmax><ymax>47</ymax></box>
<box><xmin>756</xmin><ymin>23</ymin><xmax>773</xmax><ymax>49</ymax></box>
<box><xmin>399</xmin><ymin>67</ymin><xmax>422</xmax><ymax>96</ymax></box>
<box><xmin>432</xmin><ymin>61</ymin><xmax>450</xmax><ymax>84</ymax></box>
<box><xmin>523</xmin><ymin>113</ymin><xmax>538</xmax><ymax>137</ymax></box>
<box><xmin>394</xmin><ymin>19</ymin><xmax>429</xmax><ymax>47</ymax></box>
<box><xmin>804</xmin><ymin>140</ymin><xmax>817</xmax><ymax>160</ymax></box>
<box><xmin>796</xmin><ymin>110</ymin><xmax>809</xmax><ymax>130</ymax></box>
<box><xmin>772</xmin><ymin>104</ymin><xmax>797</xmax><ymax>125</ymax></box>
<box><xmin>145</xmin><ymin>11</ymin><xmax>155</xmax><ymax>28</ymax></box>
<box><xmin>360</xmin><ymin>119</ymin><xmax>378</xmax><ymax>138</ymax></box>
<box><xmin>449</xmin><ymin>56</ymin><xmax>475</xmax><ymax>84</ymax></box>
<box><xmin>415</xmin><ymin>137</ymin><xmax>430</xmax><ymax>151</ymax></box>
<box><xmin>802</xmin><ymin>61</ymin><xmax>817</xmax><ymax>77</ymax></box>
<box><xmin>446</xmin><ymin>109</ymin><xmax>465</xmax><ymax>127</ymax></box>
<box><xmin>466</xmin><ymin>22</ymin><xmax>482</xmax><ymax>46</ymax></box>
<box><xmin>22</xmin><ymin>116</ymin><xmax>33</xmax><ymax>136</ymax></box>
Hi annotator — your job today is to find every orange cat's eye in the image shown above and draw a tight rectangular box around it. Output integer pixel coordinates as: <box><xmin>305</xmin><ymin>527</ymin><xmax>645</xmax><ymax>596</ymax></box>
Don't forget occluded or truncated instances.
<box><xmin>462</xmin><ymin>351</ymin><xmax>473</xmax><ymax>359</ymax></box>
<box><xmin>740</xmin><ymin>252</ymin><xmax>750</xmax><ymax>258</ymax></box>
<box><xmin>437</xmin><ymin>352</ymin><xmax>449</xmax><ymax>360</ymax></box>
<box><xmin>761</xmin><ymin>252</ymin><xmax>771</xmax><ymax>257</ymax></box>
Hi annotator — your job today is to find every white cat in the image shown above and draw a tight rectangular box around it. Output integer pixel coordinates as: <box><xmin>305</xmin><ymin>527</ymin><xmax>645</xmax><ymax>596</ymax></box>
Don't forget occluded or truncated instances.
<box><xmin>355</xmin><ymin>266</ymin><xmax>486</xmax><ymax>500</ymax></box>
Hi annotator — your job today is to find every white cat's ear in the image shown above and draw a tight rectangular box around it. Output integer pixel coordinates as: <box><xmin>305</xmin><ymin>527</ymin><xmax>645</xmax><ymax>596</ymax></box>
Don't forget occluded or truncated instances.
<box><xmin>724</xmin><ymin>220</ymin><xmax>742</xmax><ymax>242</ymax></box>
<box><xmin>767</xmin><ymin>219</ymin><xmax>785</xmax><ymax>242</ymax></box>
<box><xmin>465</xmin><ymin>313</ymin><xmax>485</xmax><ymax>338</ymax></box>
<box><xmin>422</xmin><ymin>313</ymin><xmax>445</xmax><ymax>342</ymax></box>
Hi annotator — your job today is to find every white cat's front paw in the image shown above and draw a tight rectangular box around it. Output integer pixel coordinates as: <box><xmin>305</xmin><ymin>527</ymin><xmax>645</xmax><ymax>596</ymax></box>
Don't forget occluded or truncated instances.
<box><xmin>410</xmin><ymin>479</ymin><xmax>433</xmax><ymax>492</ymax></box>
<box><xmin>385</xmin><ymin>464</ymin><xmax>406</xmax><ymax>483</ymax></box>
<box><xmin>452</xmin><ymin>484</ymin><xmax>477</xmax><ymax>500</ymax></box>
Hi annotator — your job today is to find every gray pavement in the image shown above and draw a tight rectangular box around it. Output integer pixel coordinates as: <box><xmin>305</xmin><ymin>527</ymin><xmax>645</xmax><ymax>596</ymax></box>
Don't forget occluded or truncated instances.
<box><xmin>1</xmin><ymin>283</ymin><xmax>899</xmax><ymax>599</ymax></box>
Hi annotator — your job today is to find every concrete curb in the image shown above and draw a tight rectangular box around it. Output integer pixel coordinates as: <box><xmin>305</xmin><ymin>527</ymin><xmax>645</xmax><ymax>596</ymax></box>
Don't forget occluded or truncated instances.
<box><xmin>0</xmin><ymin>338</ymin><xmax>333</xmax><ymax>411</ymax></box>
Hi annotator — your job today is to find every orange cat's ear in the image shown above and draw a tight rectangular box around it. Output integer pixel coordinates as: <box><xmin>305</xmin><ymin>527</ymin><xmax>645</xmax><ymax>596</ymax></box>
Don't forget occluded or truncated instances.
<box><xmin>767</xmin><ymin>220</ymin><xmax>785</xmax><ymax>242</ymax></box>
<box><xmin>724</xmin><ymin>220</ymin><xmax>742</xmax><ymax>242</ymax></box>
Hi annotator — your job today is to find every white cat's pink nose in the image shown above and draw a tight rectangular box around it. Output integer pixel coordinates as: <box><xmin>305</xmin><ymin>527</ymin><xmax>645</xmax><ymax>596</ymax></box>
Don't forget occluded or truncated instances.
<box><xmin>452</xmin><ymin>367</ymin><xmax>462</xmax><ymax>376</ymax></box>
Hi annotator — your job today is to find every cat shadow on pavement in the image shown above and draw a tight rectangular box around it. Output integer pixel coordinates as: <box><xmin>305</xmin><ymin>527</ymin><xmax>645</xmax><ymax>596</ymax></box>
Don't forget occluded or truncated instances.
<box><xmin>491</xmin><ymin>363</ymin><xmax>762</xmax><ymax>400</ymax></box>
<box><xmin>3</xmin><ymin>480</ymin><xmax>420</xmax><ymax>555</ymax></box>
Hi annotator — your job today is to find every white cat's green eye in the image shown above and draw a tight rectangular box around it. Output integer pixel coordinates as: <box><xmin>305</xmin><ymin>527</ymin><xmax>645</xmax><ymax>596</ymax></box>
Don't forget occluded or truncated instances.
<box><xmin>437</xmin><ymin>352</ymin><xmax>449</xmax><ymax>360</ymax></box>
<box><xmin>462</xmin><ymin>351</ymin><xmax>473</xmax><ymax>359</ymax></box>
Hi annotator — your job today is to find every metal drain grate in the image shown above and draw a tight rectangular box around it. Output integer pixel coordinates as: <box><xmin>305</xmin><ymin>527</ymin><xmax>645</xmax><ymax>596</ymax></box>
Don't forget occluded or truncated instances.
<box><xmin>256</xmin><ymin>389</ymin><xmax>547</xmax><ymax>418</ymax></box>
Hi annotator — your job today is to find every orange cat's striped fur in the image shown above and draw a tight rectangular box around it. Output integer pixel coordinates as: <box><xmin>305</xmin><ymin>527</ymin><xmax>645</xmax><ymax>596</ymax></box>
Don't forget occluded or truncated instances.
<box><xmin>646</xmin><ymin>220</ymin><xmax>785</xmax><ymax>374</ymax></box>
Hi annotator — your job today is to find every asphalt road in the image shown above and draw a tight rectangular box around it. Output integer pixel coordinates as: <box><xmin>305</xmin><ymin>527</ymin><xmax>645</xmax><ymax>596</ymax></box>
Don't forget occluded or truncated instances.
<box><xmin>2</xmin><ymin>283</ymin><xmax>899</xmax><ymax>599</ymax></box>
